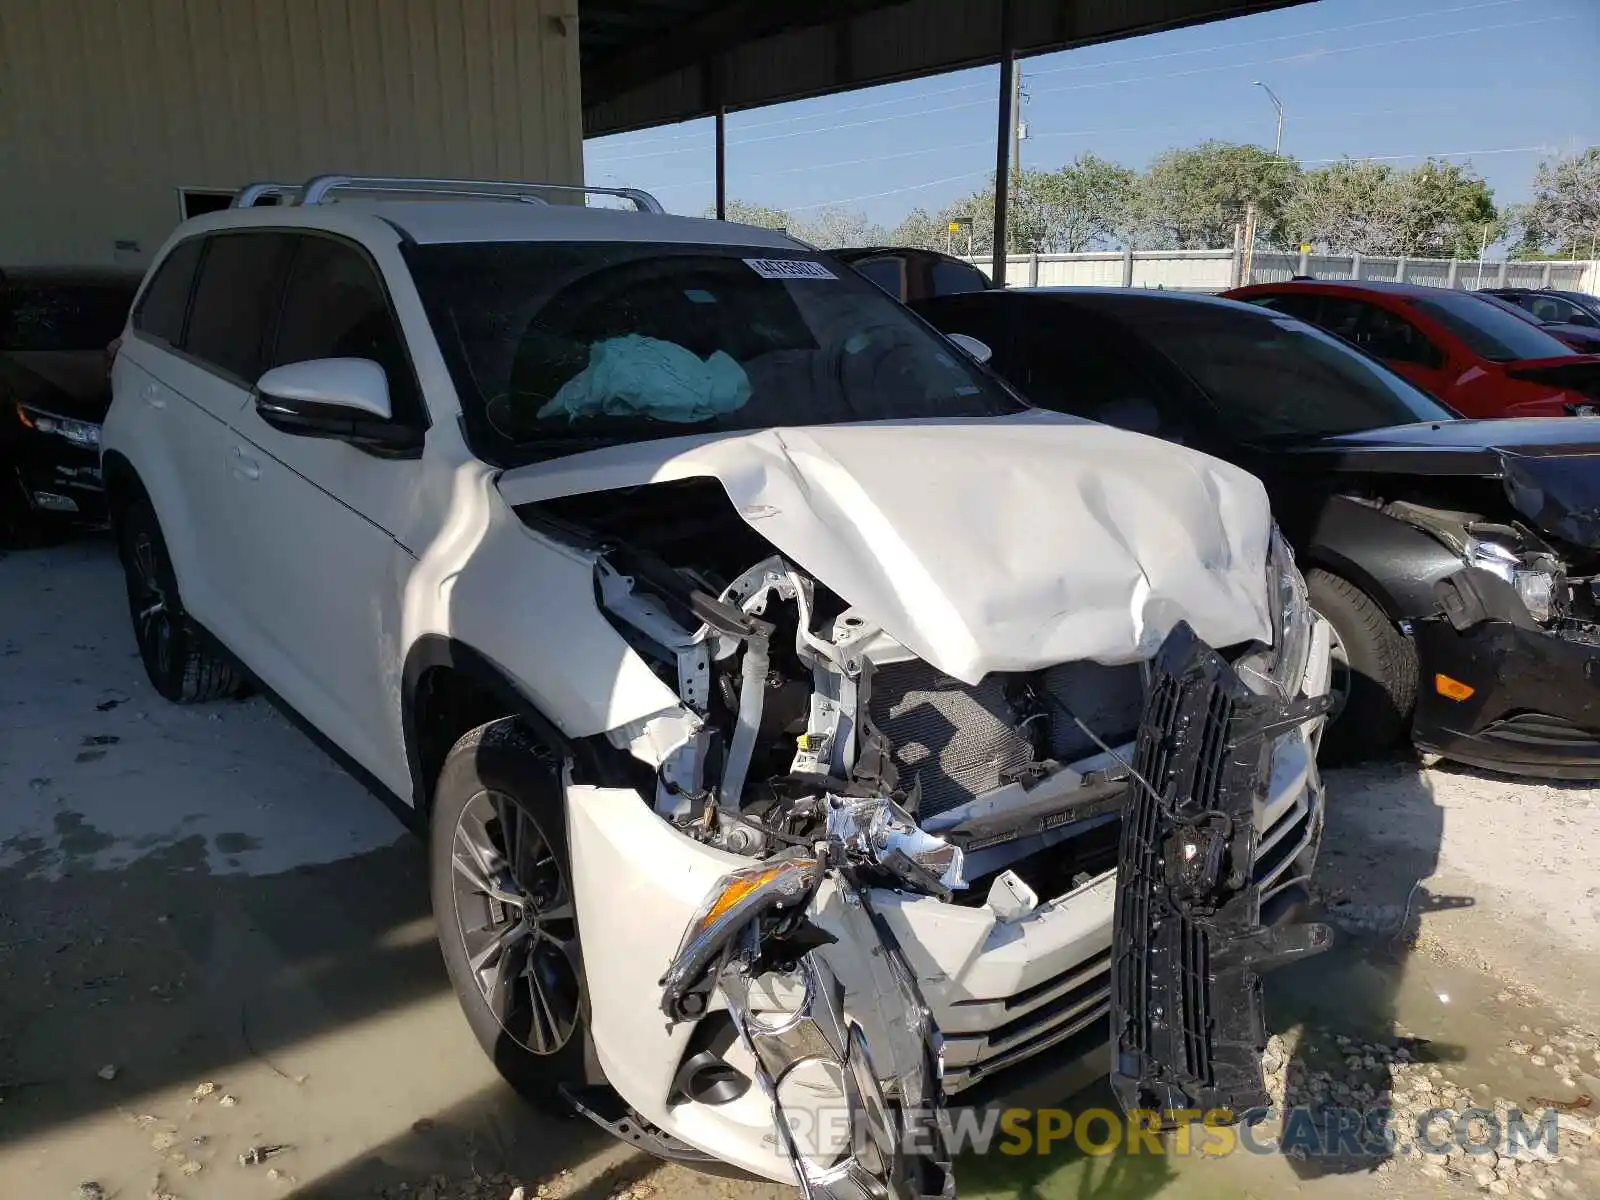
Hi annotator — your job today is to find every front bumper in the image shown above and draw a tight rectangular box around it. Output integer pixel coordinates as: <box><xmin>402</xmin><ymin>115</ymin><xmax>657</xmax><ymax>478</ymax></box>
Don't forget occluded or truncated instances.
<box><xmin>8</xmin><ymin>443</ymin><xmax>107</xmax><ymax>524</ymax></box>
<box><xmin>1412</xmin><ymin>615</ymin><xmax>1600</xmax><ymax>779</ymax></box>
<box><xmin>564</xmin><ymin>719</ymin><xmax>1325</xmax><ymax>1188</ymax></box>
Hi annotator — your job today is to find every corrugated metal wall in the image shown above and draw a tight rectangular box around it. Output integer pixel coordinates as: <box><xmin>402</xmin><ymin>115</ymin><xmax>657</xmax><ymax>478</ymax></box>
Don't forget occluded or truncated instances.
<box><xmin>0</xmin><ymin>0</ymin><xmax>584</xmax><ymax>267</ymax></box>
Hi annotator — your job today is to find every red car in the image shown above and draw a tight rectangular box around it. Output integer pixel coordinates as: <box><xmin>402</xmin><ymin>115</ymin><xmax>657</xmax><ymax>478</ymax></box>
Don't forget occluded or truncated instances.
<box><xmin>1225</xmin><ymin>279</ymin><xmax>1600</xmax><ymax>418</ymax></box>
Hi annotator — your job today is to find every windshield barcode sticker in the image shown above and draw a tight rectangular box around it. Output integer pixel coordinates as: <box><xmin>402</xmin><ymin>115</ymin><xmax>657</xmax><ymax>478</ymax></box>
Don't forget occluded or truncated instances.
<box><xmin>744</xmin><ymin>258</ymin><xmax>837</xmax><ymax>281</ymax></box>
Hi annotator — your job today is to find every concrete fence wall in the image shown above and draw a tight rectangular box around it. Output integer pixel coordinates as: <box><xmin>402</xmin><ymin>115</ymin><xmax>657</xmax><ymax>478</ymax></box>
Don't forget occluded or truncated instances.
<box><xmin>963</xmin><ymin>250</ymin><xmax>1600</xmax><ymax>296</ymax></box>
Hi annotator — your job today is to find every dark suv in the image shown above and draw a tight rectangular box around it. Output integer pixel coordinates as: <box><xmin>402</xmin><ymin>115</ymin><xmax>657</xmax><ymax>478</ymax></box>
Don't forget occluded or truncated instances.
<box><xmin>1</xmin><ymin>267</ymin><xmax>140</xmax><ymax>544</ymax></box>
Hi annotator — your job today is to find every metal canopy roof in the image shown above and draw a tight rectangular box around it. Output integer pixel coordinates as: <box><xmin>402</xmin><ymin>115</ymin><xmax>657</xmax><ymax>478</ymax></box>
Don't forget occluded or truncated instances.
<box><xmin>580</xmin><ymin>0</ymin><xmax>1307</xmax><ymax>137</ymax></box>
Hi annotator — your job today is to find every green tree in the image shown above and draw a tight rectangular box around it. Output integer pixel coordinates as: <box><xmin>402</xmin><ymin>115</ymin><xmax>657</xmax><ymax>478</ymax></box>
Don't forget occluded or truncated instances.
<box><xmin>887</xmin><ymin>208</ymin><xmax>948</xmax><ymax>251</ymax></box>
<box><xmin>1508</xmin><ymin>147</ymin><xmax>1600</xmax><ymax>258</ymax></box>
<box><xmin>1282</xmin><ymin>158</ymin><xmax>1408</xmax><ymax>254</ymax></box>
<box><xmin>707</xmin><ymin>200</ymin><xmax>792</xmax><ymax>231</ymax></box>
<box><xmin>1047</xmin><ymin>153</ymin><xmax>1138</xmax><ymax>251</ymax></box>
<box><xmin>928</xmin><ymin>158</ymin><xmax>1136</xmax><ymax>256</ymax></box>
<box><xmin>1282</xmin><ymin>157</ymin><xmax>1499</xmax><ymax>256</ymax></box>
<box><xmin>1134</xmin><ymin>140</ymin><xmax>1301</xmax><ymax>249</ymax></box>
<box><xmin>1392</xmin><ymin>158</ymin><xmax>1498</xmax><ymax>257</ymax></box>
<box><xmin>791</xmin><ymin>205</ymin><xmax>887</xmax><ymax>249</ymax></box>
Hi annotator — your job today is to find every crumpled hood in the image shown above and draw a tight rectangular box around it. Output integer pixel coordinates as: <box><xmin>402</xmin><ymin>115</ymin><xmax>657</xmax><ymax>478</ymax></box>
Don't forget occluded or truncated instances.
<box><xmin>498</xmin><ymin>412</ymin><xmax>1274</xmax><ymax>683</ymax></box>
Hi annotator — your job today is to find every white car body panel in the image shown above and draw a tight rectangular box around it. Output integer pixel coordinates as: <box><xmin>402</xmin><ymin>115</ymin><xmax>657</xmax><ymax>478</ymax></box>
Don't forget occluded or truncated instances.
<box><xmin>101</xmin><ymin>194</ymin><xmax>1333</xmax><ymax>1198</ymax></box>
<box><xmin>498</xmin><ymin>413</ymin><xmax>1275</xmax><ymax>684</ymax></box>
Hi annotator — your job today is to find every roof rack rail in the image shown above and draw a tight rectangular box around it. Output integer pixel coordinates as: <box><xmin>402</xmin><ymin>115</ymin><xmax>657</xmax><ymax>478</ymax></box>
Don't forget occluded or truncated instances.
<box><xmin>231</xmin><ymin>175</ymin><xmax>664</xmax><ymax>213</ymax></box>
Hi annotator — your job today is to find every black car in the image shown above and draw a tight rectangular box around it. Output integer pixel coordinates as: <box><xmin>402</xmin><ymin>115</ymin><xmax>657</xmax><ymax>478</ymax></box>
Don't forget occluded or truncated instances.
<box><xmin>1483</xmin><ymin>287</ymin><xmax>1600</xmax><ymax>329</ymax></box>
<box><xmin>0</xmin><ymin>267</ymin><xmax>139</xmax><ymax>544</ymax></box>
<box><xmin>916</xmin><ymin>287</ymin><xmax>1600</xmax><ymax>779</ymax></box>
<box><xmin>832</xmin><ymin>246</ymin><xmax>993</xmax><ymax>304</ymax></box>
<box><xmin>1476</xmin><ymin>290</ymin><xmax>1600</xmax><ymax>354</ymax></box>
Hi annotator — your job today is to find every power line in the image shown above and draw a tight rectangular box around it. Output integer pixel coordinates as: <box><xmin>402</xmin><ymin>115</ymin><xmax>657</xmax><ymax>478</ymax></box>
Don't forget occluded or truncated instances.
<box><xmin>588</xmin><ymin>0</ymin><xmax>1556</xmax><ymax>158</ymax></box>
<box><xmin>1026</xmin><ymin>13</ymin><xmax>1582</xmax><ymax>100</ymax></box>
<box><xmin>1025</xmin><ymin>0</ymin><xmax>1531</xmax><ymax>77</ymax></box>
<box><xmin>633</xmin><ymin>104</ymin><xmax>1466</xmax><ymax>193</ymax></box>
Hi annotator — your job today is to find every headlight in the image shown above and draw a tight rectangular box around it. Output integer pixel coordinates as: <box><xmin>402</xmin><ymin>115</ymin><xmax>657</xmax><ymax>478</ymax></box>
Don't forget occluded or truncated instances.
<box><xmin>15</xmin><ymin>402</ymin><xmax>101</xmax><ymax>449</ymax></box>
<box><xmin>1268</xmin><ymin>526</ymin><xmax>1314</xmax><ymax>695</ymax></box>
<box><xmin>658</xmin><ymin>855</ymin><xmax>820</xmax><ymax>1021</ymax></box>
<box><xmin>1466</xmin><ymin>535</ymin><xmax>1566</xmax><ymax>625</ymax></box>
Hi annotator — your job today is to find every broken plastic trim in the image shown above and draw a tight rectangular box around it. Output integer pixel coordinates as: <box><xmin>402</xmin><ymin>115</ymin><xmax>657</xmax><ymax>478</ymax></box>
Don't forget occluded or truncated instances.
<box><xmin>718</xmin><ymin>882</ymin><xmax>954</xmax><ymax>1200</ymax></box>
<box><xmin>1110</xmin><ymin>621</ymin><xmax>1333</xmax><ymax>1124</ymax></box>
<box><xmin>824</xmin><ymin>793</ymin><xmax>966</xmax><ymax>898</ymax></box>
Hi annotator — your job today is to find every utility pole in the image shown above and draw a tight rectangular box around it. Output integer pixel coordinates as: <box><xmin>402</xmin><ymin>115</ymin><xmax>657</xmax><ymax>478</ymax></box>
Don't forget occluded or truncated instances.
<box><xmin>1010</xmin><ymin>67</ymin><xmax>1023</xmax><ymax>193</ymax></box>
<box><xmin>1241</xmin><ymin>201</ymin><xmax>1259</xmax><ymax>285</ymax></box>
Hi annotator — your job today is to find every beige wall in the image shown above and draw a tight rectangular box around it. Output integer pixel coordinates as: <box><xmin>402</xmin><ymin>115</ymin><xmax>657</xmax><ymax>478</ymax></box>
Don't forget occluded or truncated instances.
<box><xmin>0</xmin><ymin>0</ymin><xmax>584</xmax><ymax>267</ymax></box>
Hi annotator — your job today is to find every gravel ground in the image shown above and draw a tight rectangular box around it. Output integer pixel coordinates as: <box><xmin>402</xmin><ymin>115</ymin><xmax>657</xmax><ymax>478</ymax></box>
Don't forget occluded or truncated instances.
<box><xmin>1</xmin><ymin>537</ymin><xmax>1596</xmax><ymax>1200</ymax></box>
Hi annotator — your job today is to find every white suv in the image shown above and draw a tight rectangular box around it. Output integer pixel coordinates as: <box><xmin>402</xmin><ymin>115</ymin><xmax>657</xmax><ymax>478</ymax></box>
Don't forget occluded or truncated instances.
<box><xmin>102</xmin><ymin>175</ymin><xmax>1333</xmax><ymax>1198</ymax></box>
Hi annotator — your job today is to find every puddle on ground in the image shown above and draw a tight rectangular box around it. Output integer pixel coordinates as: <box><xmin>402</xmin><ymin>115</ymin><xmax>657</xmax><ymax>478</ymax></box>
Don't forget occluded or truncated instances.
<box><xmin>953</xmin><ymin>937</ymin><xmax>1600</xmax><ymax>1200</ymax></box>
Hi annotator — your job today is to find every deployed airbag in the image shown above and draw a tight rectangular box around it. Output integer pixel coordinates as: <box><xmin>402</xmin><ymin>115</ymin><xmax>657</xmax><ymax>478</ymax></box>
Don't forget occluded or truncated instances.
<box><xmin>538</xmin><ymin>335</ymin><xmax>752</xmax><ymax>423</ymax></box>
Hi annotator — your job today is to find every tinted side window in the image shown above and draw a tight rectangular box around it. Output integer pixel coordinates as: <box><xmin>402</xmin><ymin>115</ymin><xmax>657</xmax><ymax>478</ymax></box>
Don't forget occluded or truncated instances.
<box><xmin>852</xmin><ymin>256</ymin><xmax>906</xmax><ymax>300</ymax></box>
<box><xmin>186</xmin><ymin>233</ymin><xmax>293</xmax><ymax>381</ymax></box>
<box><xmin>929</xmin><ymin>259</ymin><xmax>989</xmax><ymax>296</ymax></box>
<box><xmin>132</xmin><ymin>238</ymin><xmax>204</xmax><ymax>346</ymax></box>
<box><xmin>1317</xmin><ymin>297</ymin><xmax>1442</xmax><ymax>367</ymax></box>
<box><xmin>915</xmin><ymin>296</ymin><xmax>1011</xmax><ymax>371</ymax></box>
<box><xmin>1014</xmin><ymin>312</ymin><xmax>1183</xmax><ymax>440</ymax></box>
<box><xmin>1248</xmin><ymin>292</ymin><xmax>1322</xmax><ymax>322</ymax></box>
<box><xmin>271</xmin><ymin>237</ymin><xmax>422</xmax><ymax>423</ymax></box>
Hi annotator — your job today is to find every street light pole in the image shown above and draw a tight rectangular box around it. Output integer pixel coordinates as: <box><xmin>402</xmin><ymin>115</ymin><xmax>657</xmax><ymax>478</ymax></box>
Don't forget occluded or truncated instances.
<box><xmin>1252</xmin><ymin>80</ymin><xmax>1284</xmax><ymax>158</ymax></box>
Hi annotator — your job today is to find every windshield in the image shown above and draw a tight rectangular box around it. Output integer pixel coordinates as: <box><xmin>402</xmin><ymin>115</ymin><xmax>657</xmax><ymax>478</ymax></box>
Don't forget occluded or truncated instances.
<box><xmin>1</xmin><ymin>282</ymin><xmax>136</xmax><ymax>352</ymax></box>
<box><xmin>1147</xmin><ymin>306</ymin><xmax>1457</xmax><ymax>438</ymax></box>
<box><xmin>405</xmin><ymin>241</ymin><xmax>1024</xmax><ymax>462</ymax></box>
<box><xmin>1409</xmin><ymin>292</ymin><xmax>1577</xmax><ymax>362</ymax></box>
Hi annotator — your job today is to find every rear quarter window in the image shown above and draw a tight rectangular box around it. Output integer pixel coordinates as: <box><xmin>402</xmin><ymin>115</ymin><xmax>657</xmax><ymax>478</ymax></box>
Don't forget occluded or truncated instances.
<box><xmin>132</xmin><ymin>238</ymin><xmax>204</xmax><ymax>347</ymax></box>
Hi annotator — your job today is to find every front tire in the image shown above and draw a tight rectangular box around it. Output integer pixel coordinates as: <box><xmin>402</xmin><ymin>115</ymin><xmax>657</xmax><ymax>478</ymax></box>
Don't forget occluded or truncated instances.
<box><xmin>1306</xmin><ymin>569</ymin><xmax>1418</xmax><ymax>764</ymax></box>
<box><xmin>118</xmin><ymin>499</ymin><xmax>243</xmax><ymax>703</ymax></box>
<box><xmin>430</xmin><ymin>718</ymin><xmax>588</xmax><ymax>1111</ymax></box>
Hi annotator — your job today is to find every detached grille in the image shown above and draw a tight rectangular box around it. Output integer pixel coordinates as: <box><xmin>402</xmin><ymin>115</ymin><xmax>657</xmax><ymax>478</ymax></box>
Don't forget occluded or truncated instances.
<box><xmin>869</xmin><ymin>660</ymin><xmax>1144</xmax><ymax>819</ymax></box>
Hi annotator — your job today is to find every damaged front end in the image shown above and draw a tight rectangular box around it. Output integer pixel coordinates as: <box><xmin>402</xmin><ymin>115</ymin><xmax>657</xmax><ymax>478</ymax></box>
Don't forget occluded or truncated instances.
<box><xmin>660</xmin><ymin>854</ymin><xmax>954</xmax><ymax>1200</ymax></box>
<box><xmin>520</xmin><ymin>471</ymin><xmax>1330</xmax><ymax>1197</ymax></box>
<box><xmin>1381</xmin><ymin>497</ymin><xmax>1600</xmax><ymax>777</ymax></box>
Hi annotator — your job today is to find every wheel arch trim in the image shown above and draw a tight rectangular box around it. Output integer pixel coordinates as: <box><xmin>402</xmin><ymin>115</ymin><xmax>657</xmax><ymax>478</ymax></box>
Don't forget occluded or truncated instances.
<box><xmin>401</xmin><ymin>634</ymin><xmax>575</xmax><ymax>814</ymax></box>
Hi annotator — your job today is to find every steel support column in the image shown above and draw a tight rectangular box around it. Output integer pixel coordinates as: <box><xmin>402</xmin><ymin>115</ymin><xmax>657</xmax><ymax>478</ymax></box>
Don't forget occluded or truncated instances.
<box><xmin>992</xmin><ymin>0</ymin><xmax>1015</xmax><ymax>287</ymax></box>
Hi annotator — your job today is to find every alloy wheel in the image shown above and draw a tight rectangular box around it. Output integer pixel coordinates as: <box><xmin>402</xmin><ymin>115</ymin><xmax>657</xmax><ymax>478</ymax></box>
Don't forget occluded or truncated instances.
<box><xmin>449</xmin><ymin>789</ymin><xmax>580</xmax><ymax>1056</ymax></box>
<box><xmin>1324</xmin><ymin>619</ymin><xmax>1352</xmax><ymax>722</ymax></box>
<box><xmin>130</xmin><ymin>532</ymin><xmax>175</xmax><ymax>677</ymax></box>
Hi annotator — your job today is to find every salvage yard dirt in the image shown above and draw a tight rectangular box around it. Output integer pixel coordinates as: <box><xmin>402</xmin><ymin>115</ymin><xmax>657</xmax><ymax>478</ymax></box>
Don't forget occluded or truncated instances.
<box><xmin>3</xmin><ymin>537</ymin><xmax>1598</xmax><ymax>1200</ymax></box>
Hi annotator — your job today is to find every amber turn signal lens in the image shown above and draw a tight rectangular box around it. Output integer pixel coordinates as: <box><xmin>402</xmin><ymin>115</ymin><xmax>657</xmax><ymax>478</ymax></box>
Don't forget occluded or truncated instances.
<box><xmin>1434</xmin><ymin>674</ymin><xmax>1475</xmax><ymax>702</ymax></box>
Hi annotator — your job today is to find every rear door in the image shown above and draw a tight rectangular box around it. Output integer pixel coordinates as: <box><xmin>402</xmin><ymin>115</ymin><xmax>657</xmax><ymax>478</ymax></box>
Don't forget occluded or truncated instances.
<box><xmin>116</xmin><ymin>231</ymin><xmax>292</xmax><ymax>643</ymax></box>
<box><xmin>222</xmin><ymin>232</ymin><xmax>429</xmax><ymax>792</ymax></box>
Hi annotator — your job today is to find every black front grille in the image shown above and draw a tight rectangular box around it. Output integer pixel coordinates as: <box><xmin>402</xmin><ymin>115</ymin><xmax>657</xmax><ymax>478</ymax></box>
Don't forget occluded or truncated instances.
<box><xmin>1110</xmin><ymin>621</ymin><xmax>1330</xmax><ymax>1122</ymax></box>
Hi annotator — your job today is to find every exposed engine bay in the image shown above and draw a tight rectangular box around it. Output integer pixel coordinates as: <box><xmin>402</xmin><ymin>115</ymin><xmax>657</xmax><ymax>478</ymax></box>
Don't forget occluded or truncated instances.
<box><xmin>534</xmin><ymin>477</ymin><xmax>1179</xmax><ymax>894</ymax></box>
<box><xmin>522</xmin><ymin>474</ymin><xmax>1331</xmax><ymax>1199</ymax></box>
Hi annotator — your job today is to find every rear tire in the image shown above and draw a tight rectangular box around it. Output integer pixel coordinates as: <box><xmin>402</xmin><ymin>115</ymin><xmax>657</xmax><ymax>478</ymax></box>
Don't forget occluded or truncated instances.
<box><xmin>118</xmin><ymin>499</ymin><xmax>243</xmax><ymax>703</ymax></box>
<box><xmin>1306</xmin><ymin>568</ymin><xmax>1418</xmax><ymax>764</ymax></box>
<box><xmin>430</xmin><ymin>718</ymin><xmax>588</xmax><ymax>1113</ymax></box>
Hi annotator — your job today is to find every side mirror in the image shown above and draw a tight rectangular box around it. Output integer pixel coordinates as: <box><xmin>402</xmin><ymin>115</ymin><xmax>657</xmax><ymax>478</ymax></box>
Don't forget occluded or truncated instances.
<box><xmin>946</xmin><ymin>332</ymin><xmax>993</xmax><ymax>365</ymax></box>
<box><xmin>254</xmin><ymin>358</ymin><xmax>420</xmax><ymax>453</ymax></box>
<box><xmin>1567</xmin><ymin>311</ymin><xmax>1599</xmax><ymax>328</ymax></box>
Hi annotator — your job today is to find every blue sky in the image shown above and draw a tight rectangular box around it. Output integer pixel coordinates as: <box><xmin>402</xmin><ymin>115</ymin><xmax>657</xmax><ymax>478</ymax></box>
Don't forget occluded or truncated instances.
<box><xmin>584</xmin><ymin>0</ymin><xmax>1600</xmax><ymax>227</ymax></box>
